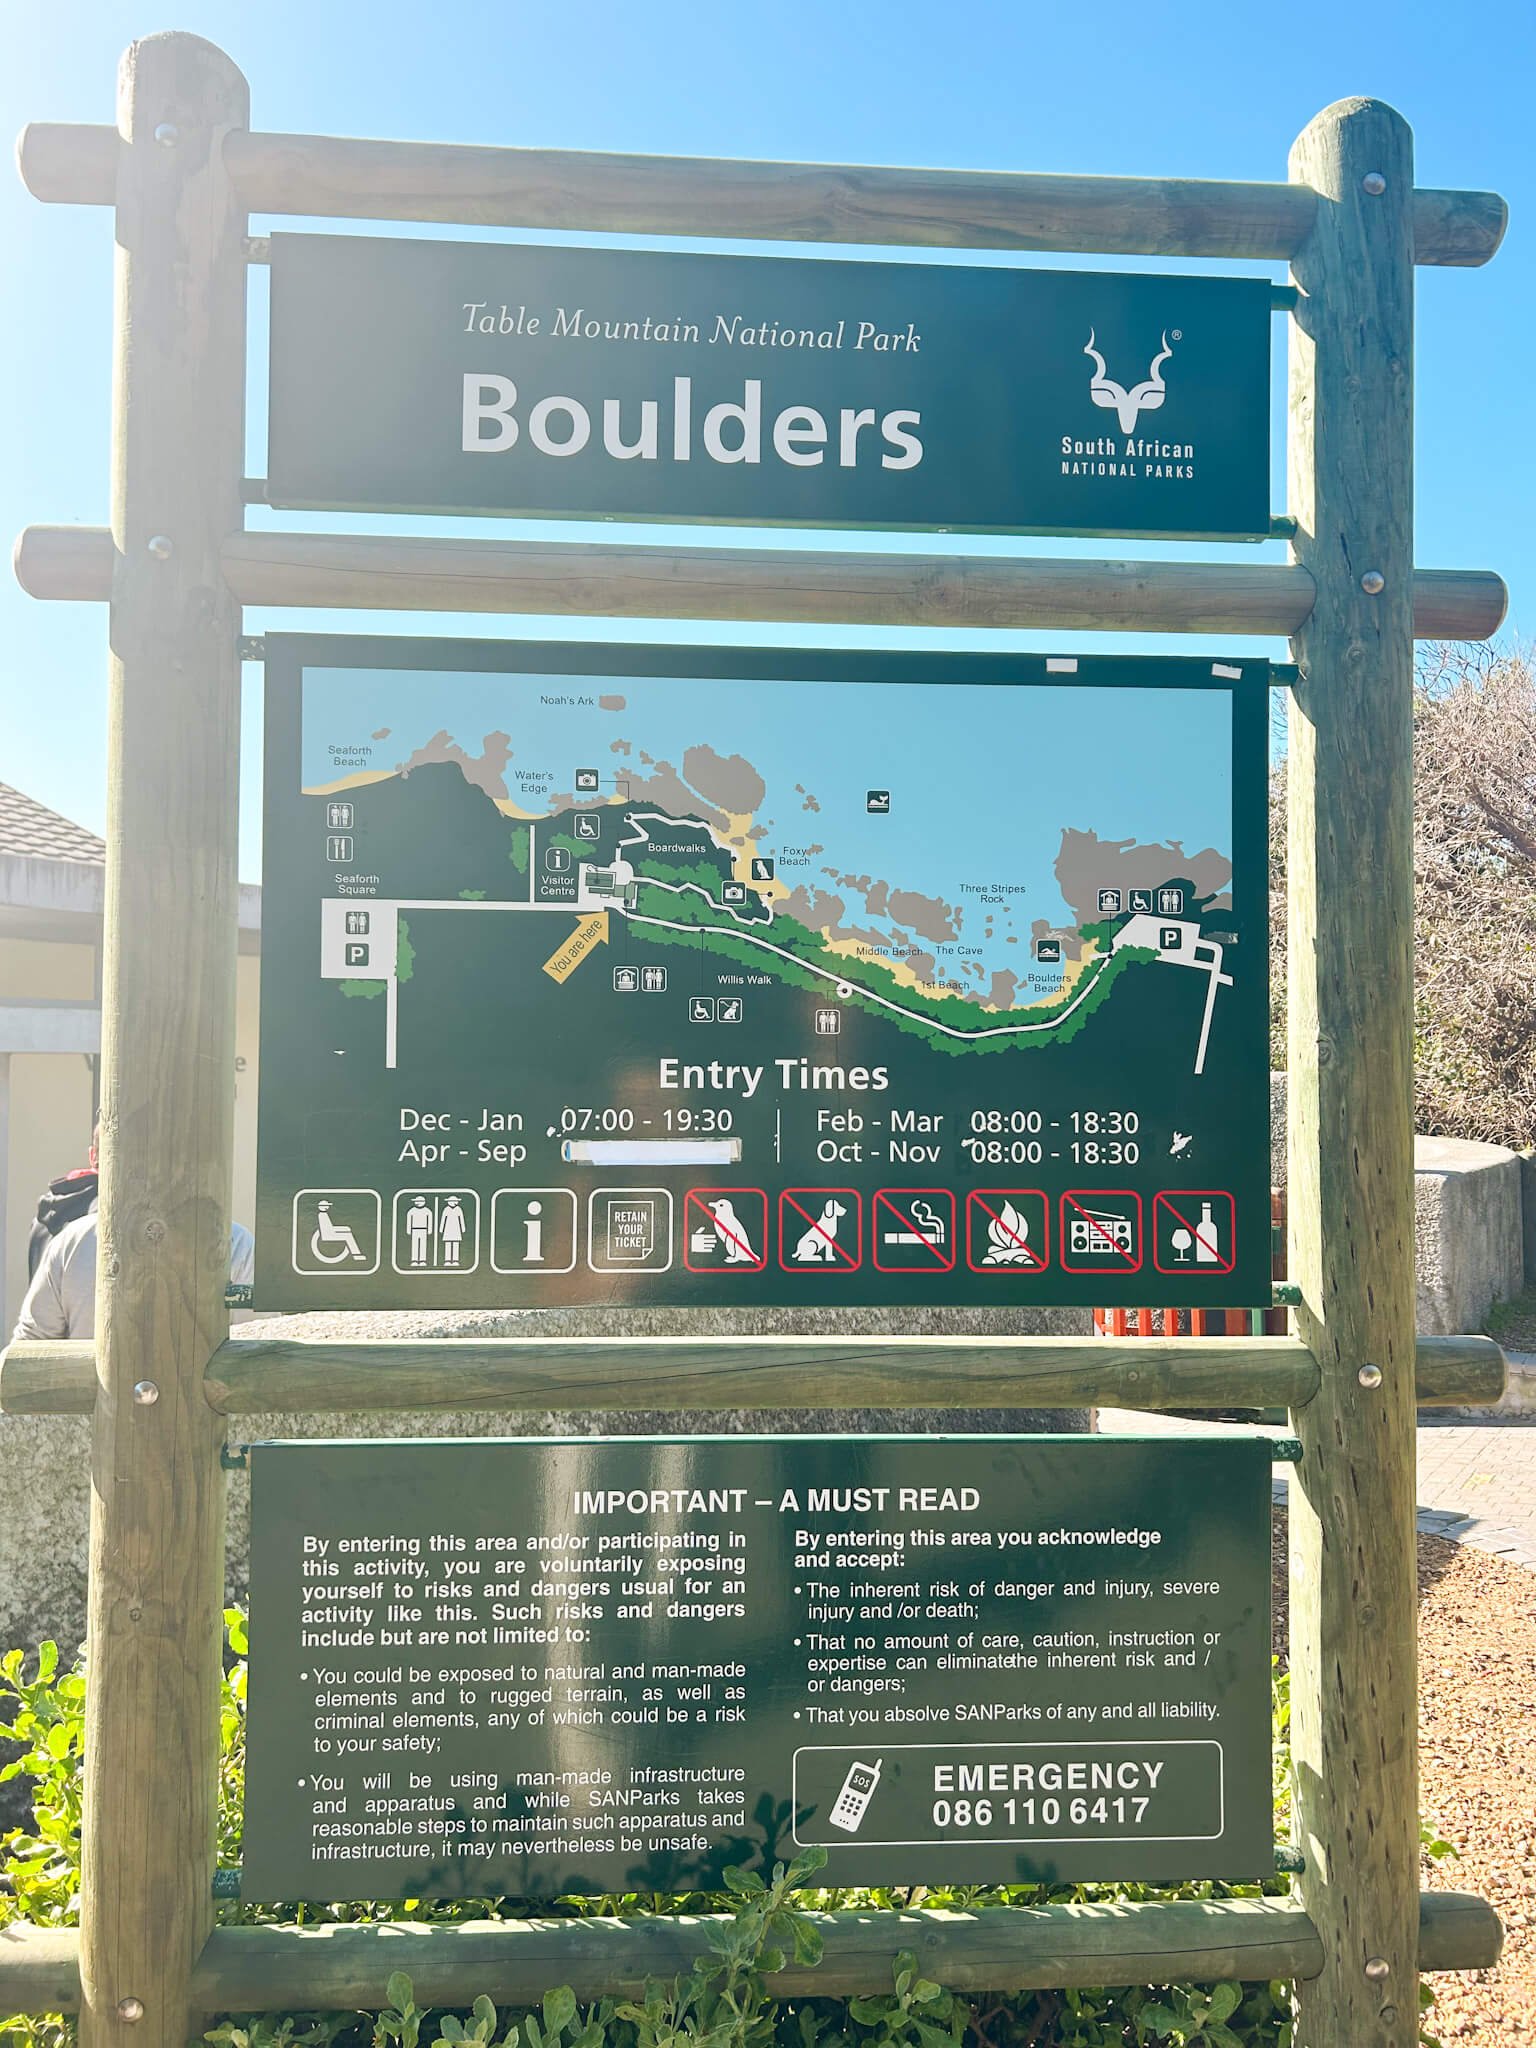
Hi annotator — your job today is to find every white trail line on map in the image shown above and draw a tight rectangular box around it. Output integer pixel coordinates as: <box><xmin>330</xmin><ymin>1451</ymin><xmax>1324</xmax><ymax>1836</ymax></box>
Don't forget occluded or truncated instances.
<box><xmin>346</xmin><ymin>811</ymin><xmax>1230</xmax><ymax>1073</ymax></box>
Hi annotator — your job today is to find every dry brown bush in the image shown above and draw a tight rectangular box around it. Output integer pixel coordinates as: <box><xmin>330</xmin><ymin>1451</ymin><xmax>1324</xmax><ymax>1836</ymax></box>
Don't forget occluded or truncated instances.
<box><xmin>1270</xmin><ymin>646</ymin><xmax>1536</xmax><ymax>1147</ymax></box>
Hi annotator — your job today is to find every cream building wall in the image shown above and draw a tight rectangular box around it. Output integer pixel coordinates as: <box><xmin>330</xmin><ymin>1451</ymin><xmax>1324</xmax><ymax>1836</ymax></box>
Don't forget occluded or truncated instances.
<box><xmin>0</xmin><ymin>935</ymin><xmax>99</xmax><ymax>1328</ymax></box>
<box><xmin>0</xmin><ymin>933</ymin><xmax>262</xmax><ymax>1330</ymax></box>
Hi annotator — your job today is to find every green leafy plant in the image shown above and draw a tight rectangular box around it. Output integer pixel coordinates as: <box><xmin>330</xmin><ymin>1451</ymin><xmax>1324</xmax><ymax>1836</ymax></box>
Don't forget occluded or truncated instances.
<box><xmin>0</xmin><ymin>1624</ymin><xmax>1463</xmax><ymax>2047</ymax></box>
<box><xmin>1131</xmin><ymin>1980</ymin><xmax>1249</xmax><ymax>2047</ymax></box>
<box><xmin>843</xmin><ymin>1948</ymin><xmax>965</xmax><ymax>2048</ymax></box>
<box><xmin>426</xmin><ymin>1984</ymin><xmax>608</xmax><ymax>2048</ymax></box>
<box><xmin>0</xmin><ymin>1642</ymin><xmax>83</xmax><ymax>1932</ymax></box>
<box><xmin>610</xmin><ymin>1847</ymin><xmax>828</xmax><ymax>2048</ymax></box>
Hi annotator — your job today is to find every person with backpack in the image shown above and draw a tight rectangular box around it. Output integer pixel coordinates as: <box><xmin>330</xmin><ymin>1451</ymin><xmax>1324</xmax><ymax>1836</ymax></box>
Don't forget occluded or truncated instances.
<box><xmin>26</xmin><ymin>1146</ymin><xmax>99</xmax><ymax>1280</ymax></box>
<box><xmin>12</xmin><ymin>1121</ymin><xmax>254</xmax><ymax>1342</ymax></box>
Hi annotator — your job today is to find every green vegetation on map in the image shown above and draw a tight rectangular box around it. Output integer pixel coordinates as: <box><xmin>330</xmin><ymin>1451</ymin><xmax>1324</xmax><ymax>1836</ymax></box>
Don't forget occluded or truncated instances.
<box><xmin>628</xmin><ymin>864</ymin><xmax>1153</xmax><ymax>1056</ymax></box>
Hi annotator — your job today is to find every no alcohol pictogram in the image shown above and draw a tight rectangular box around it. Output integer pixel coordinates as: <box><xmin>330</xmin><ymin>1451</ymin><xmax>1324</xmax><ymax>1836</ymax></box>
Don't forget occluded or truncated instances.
<box><xmin>1153</xmin><ymin>1191</ymin><xmax>1237</xmax><ymax>1275</ymax></box>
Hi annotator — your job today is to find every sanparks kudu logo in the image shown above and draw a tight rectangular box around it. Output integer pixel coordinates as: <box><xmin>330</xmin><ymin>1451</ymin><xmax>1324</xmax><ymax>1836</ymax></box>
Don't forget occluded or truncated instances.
<box><xmin>1083</xmin><ymin>328</ymin><xmax>1177</xmax><ymax>432</ymax></box>
<box><xmin>1060</xmin><ymin>324</ymin><xmax>1193</xmax><ymax>485</ymax></box>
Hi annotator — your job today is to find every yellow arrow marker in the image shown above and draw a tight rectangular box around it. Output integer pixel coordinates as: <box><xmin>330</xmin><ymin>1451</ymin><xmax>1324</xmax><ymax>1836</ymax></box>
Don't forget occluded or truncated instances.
<box><xmin>543</xmin><ymin>910</ymin><xmax>609</xmax><ymax>984</ymax></box>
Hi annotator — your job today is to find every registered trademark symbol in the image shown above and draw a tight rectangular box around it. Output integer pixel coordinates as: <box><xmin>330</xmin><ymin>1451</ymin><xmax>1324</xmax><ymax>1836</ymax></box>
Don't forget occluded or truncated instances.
<box><xmin>1171</xmin><ymin>329</ymin><xmax>1183</xmax><ymax>340</ymax></box>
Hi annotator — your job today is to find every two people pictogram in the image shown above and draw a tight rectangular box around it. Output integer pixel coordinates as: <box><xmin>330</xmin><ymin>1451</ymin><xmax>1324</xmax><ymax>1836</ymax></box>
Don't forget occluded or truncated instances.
<box><xmin>402</xmin><ymin>1192</ymin><xmax>471</xmax><ymax>1268</ymax></box>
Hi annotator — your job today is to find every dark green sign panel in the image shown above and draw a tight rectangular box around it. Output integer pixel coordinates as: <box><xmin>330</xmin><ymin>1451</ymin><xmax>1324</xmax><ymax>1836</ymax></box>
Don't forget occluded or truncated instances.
<box><xmin>241</xmin><ymin>1434</ymin><xmax>1274</xmax><ymax>1900</ymax></box>
<box><xmin>254</xmin><ymin>639</ymin><xmax>1271</xmax><ymax>1310</ymax></box>
<box><xmin>267</xmin><ymin>235</ymin><xmax>1272</xmax><ymax>541</ymax></box>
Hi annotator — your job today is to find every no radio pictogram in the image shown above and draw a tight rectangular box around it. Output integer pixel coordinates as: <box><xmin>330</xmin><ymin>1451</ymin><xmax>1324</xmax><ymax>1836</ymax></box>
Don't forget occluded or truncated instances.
<box><xmin>1059</xmin><ymin>1191</ymin><xmax>1143</xmax><ymax>1273</ymax></box>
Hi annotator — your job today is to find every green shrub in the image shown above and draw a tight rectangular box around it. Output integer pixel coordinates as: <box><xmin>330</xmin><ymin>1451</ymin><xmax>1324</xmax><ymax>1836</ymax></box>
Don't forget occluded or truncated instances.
<box><xmin>0</xmin><ymin>1623</ymin><xmax>1449</xmax><ymax>2048</ymax></box>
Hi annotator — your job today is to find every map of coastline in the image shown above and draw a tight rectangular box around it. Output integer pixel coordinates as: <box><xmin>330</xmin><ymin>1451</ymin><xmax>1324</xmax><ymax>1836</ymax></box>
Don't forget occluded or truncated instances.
<box><xmin>305</xmin><ymin>669</ymin><xmax>1238</xmax><ymax>1063</ymax></box>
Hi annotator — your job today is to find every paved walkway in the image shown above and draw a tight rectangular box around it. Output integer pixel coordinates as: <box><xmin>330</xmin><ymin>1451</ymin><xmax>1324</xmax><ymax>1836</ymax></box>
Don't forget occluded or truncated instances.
<box><xmin>1097</xmin><ymin>1401</ymin><xmax>1536</xmax><ymax>1571</ymax></box>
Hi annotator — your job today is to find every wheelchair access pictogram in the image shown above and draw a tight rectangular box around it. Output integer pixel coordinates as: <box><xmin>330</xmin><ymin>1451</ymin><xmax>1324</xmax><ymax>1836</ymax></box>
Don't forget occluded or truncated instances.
<box><xmin>290</xmin><ymin>1189</ymin><xmax>381</xmax><ymax>1276</ymax></box>
<box><xmin>965</xmin><ymin>1190</ymin><xmax>1050</xmax><ymax>1273</ymax></box>
<box><xmin>684</xmin><ymin>1188</ymin><xmax>768</xmax><ymax>1272</ymax></box>
<box><xmin>1153</xmin><ymin>1190</ymin><xmax>1236</xmax><ymax>1275</ymax></box>
<box><xmin>873</xmin><ymin>1190</ymin><xmax>956</xmax><ymax>1273</ymax></box>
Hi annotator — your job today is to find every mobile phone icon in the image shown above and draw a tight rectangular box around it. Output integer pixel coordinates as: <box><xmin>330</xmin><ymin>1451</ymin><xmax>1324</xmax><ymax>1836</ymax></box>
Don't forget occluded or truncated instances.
<box><xmin>829</xmin><ymin>1758</ymin><xmax>882</xmax><ymax>1834</ymax></box>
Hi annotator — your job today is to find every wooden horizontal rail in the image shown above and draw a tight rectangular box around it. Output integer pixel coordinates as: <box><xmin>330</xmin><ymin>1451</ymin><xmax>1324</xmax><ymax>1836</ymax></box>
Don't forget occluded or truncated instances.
<box><xmin>1414</xmin><ymin>1332</ymin><xmax>1509</xmax><ymax>1406</ymax></box>
<box><xmin>15</xmin><ymin>121</ymin><xmax>1508</xmax><ymax>266</ymax></box>
<box><xmin>0</xmin><ymin>1333</ymin><xmax>1503</xmax><ymax>1418</ymax></box>
<box><xmin>0</xmin><ymin>1892</ymin><xmax>1502</xmax><ymax>2013</ymax></box>
<box><xmin>0</xmin><ymin>1926</ymin><xmax>81</xmax><ymax>2015</ymax></box>
<box><xmin>10</xmin><ymin>527</ymin><xmax>1511</xmax><ymax>641</ymax></box>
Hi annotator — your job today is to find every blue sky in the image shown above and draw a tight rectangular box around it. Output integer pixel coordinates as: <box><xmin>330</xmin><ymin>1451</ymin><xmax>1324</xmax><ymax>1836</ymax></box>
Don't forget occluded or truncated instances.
<box><xmin>3</xmin><ymin>0</ymin><xmax>1530</xmax><ymax>881</ymax></box>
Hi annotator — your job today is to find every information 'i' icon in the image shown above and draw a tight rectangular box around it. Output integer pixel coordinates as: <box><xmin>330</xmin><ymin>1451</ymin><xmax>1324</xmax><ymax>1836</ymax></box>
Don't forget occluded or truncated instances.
<box><xmin>490</xmin><ymin>1190</ymin><xmax>577</xmax><ymax>1275</ymax></box>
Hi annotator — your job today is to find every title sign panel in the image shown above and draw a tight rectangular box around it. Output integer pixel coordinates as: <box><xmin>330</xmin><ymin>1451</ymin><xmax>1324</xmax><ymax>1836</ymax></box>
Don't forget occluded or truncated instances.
<box><xmin>255</xmin><ymin>640</ymin><xmax>1271</xmax><ymax>1310</ymax></box>
<box><xmin>241</xmin><ymin>1434</ymin><xmax>1274</xmax><ymax>1900</ymax></box>
<box><xmin>267</xmin><ymin>235</ymin><xmax>1272</xmax><ymax>541</ymax></box>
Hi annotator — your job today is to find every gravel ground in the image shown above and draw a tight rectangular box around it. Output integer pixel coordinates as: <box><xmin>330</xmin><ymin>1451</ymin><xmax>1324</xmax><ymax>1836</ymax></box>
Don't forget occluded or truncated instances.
<box><xmin>1486</xmin><ymin>1287</ymin><xmax>1536</xmax><ymax>1355</ymax></box>
<box><xmin>1271</xmin><ymin>1508</ymin><xmax>1536</xmax><ymax>2042</ymax></box>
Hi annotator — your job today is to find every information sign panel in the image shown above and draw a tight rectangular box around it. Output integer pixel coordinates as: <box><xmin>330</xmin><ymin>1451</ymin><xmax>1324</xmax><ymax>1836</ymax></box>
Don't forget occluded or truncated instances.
<box><xmin>241</xmin><ymin>1434</ymin><xmax>1274</xmax><ymax>1900</ymax></box>
<box><xmin>267</xmin><ymin>235</ymin><xmax>1272</xmax><ymax>541</ymax></box>
<box><xmin>255</xmin><ymin>640</ymin><xmax>1270</xmax><ymax>1309</ymax></box>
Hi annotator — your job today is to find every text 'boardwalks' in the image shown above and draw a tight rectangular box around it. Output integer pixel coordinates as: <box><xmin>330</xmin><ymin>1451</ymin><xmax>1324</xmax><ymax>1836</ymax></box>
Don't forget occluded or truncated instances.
<box><xmin>267</xmin><ymin>235</ymin><xmax>1272</xmax><ymax>541</ymax></box>
<box><xmin>241</xmin><ymin>1435</ymin><xmax>1274</xmax><ymax>1900</ymax></box>
<box><xmin>255</xmin><ymin>640</ymin><xmax>1271</xmax><ymax>1310</ymax></box>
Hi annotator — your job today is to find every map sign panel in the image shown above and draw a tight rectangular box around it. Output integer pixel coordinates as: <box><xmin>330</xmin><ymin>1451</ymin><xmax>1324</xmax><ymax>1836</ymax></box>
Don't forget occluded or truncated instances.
<box><xmin>240</xmin><ymin>1434</ymin><xmax>1275</xmax><ymax>1900</ymax></box>
<box><xmin>267</xmin><ymin>235</ymin><xmax>1272</xmax><ymax>541</ymax></box>
<box><xmin>255</xmin><ymin>641</ymin><xmax>1270</xmax><ymax>1309</ymax></box>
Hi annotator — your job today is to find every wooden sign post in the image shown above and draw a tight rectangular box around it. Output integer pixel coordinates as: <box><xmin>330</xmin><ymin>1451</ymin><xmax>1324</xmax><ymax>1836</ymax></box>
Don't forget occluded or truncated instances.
<box><xmin>0</xmin><ymin>35</ymin><xmax>1513</xmax><ymax>2048</ymax></box>
<box><xmin>1285</xmin><ymin>102</ymin><xmax>1421</xmax><ymax>2042</ymax></box>
<box><xmin>84</xmin><ymin>36</ymin><xmax>247</xmax><ymax>2048</ymax></box>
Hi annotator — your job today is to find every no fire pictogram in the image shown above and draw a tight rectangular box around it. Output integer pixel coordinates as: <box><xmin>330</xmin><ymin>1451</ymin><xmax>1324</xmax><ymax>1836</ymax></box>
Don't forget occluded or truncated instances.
<box><xmin>965</xmin><ymin>1190</ymin><xmax>1050</xmax><ymax>1273</ymax></box>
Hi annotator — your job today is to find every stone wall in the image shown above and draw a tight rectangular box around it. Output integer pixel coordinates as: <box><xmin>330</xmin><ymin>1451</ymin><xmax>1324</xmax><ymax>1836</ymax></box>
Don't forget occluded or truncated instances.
<box><xmin>1273</xmin><ymin>1072</ymin><xmax>1523</xmax><ymax>1337</ymax></box>
<box><xmin>1413</xmin><ymin>1137</ymin><xmax>1525</xmax><ymax>1339</ymax></box>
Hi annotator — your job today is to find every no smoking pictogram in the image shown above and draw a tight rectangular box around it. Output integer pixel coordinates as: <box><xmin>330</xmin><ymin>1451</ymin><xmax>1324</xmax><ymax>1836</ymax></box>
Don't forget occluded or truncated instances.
<box><xmin>873</xmin><ymin>1189</ymin><xmax>956</xmax><ymax>1273</ymax></box>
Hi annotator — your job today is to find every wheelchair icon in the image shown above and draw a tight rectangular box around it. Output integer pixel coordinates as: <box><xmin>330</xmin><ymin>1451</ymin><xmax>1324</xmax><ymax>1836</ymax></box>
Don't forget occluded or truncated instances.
<box><xmin>293</xmin><ymin>1190</ymin><xmax>380</xmax><ymax>1276</ymax></box>
<box><xmin>309</xmin><ymin>1200</ymin><xmax>368</xmax><ymax>1263</ymax></box>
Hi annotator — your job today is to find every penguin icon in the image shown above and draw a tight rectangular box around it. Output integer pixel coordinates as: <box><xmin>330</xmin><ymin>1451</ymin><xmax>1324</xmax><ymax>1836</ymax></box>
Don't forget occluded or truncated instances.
<box><xmin>707</xmin><ymin>1196</ymin><xmax>759</xmax><ymax>1265</ymax></box>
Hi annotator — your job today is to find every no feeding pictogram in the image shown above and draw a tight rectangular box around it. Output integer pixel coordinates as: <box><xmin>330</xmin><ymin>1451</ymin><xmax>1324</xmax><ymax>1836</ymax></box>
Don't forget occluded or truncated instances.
<box><xmin>779</xmin><ymin>1189</ymin><xmax>862</xmax><ymax>1272</ymax></box>
<box><xmin>683</xmin><ymin>1187</ymin><xmax>768</xmax><ymax>1272</ymax></box>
